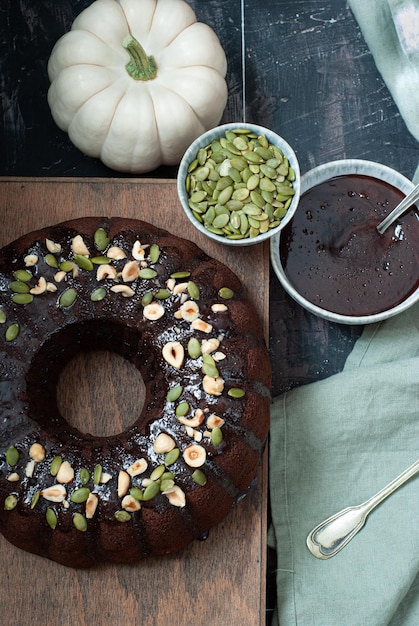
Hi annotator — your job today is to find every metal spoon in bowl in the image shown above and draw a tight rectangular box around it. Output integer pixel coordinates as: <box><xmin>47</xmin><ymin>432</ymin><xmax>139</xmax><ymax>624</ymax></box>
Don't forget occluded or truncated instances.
<box><xmin>306</xmin><ymin>458</ymin><xmax>419</xmax><ymax>559</ymax></box>
<box><xmin>376</xmin><ymin>182</ymin><xmax>419</xmax><ymax>234</ymax></box>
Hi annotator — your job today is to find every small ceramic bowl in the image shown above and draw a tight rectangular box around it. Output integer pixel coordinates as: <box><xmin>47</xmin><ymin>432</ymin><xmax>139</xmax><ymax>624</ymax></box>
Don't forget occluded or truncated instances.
<box><xmin>177</xmin><ymin>122</ymin><xmax>300</xmax><ymax>246</ymax></box>
<box><xmin>270</xmin><ymin>159</ymin><xmax>419</xmax><ymax>325</ymax></box>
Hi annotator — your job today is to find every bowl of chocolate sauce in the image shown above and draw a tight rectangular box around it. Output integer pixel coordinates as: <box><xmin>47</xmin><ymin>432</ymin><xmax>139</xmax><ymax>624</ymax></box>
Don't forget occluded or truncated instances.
<box><xmin>270</xmin><ymin>159</ymin><xmax>419</xmax><ymax>324</ymax></box>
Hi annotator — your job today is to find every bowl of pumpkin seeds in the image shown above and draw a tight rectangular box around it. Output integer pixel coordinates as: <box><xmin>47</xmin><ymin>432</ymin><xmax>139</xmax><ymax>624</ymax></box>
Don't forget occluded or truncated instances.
<box><xmin>177</xmin><ymin>123</ymin><xmax>300</xmax><ymax>246</ymax></box>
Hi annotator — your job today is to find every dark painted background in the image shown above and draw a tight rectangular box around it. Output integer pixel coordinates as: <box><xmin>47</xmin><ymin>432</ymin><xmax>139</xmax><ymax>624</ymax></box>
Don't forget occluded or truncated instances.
<box><xmin>1</xmin><ymin>2</ymin><xmax>418</xmax><ymax>622</ymax></box>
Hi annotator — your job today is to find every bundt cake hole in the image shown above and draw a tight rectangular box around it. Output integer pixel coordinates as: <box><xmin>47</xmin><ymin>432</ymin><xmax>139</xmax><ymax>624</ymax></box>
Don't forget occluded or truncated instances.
<box><xmin>57</xmin><ymin>349</ymin><xmax>146</xmax><ymax>437</ymax></box>
<box><xmin>26</xmin><ymin>320</ymin><xmax>151</xmax><ymax>438</ymax></box>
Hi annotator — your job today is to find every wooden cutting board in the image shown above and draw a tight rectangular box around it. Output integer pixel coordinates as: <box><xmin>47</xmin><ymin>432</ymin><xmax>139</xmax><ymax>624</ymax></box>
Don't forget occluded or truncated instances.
<box><xmin>0</xmin><ymin>178</ymin><xmax>269</xmax><ymax>626</ymax></box>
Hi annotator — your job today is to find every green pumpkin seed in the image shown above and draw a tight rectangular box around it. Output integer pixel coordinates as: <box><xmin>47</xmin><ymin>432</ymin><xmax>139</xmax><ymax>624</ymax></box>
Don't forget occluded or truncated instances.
<box><xmin>188</xmin><ymin>158</ymin><xmax>199</xmax><ymax>173</ymax></box>
<box><xmin>94</xmin><ymin>227</ymin><xmax>110</xmax><ymax>251</ymax></box>
<box><xmin>12</xmin><ymin>293</ymin><xmax>33</xmax><ymax>305</ymax></box>
<box><xmin>50</xmin><ymin>455</ymin><xmax>62</xmax><ymax>476</ymax></box>
<box><xmin>210</xmin><ymin>427</ymin><xmax>223</xmax><ymax>446</ymax></box>
<box><xmin>142</xmin><ymin>481</ymin><xmax>160</xmax><ymax>501</ymax></box>
<box><xmin>176</xmin><ymin>401</ymin><xmax>189</xmax><ymax>417</ymax></box>
<box><xmin>187</xmin><ymin>337</ymin><xmax>201</xmax><ymax>359</ymax></box>
<box><xmin>141</xmin><ymin>291</ymin><xmax>154</xmax><ymax>307</ymax></box>
<box><xmin>60</xmin><ymin>260</ymin><xmax>74</xmax><ymax>273</ymax></box>
<box><xmin>13</xmin><ymin>269</ymin><xmax>32</xmax><ymax>282</ymax></box>
<box><xmin>80</xmin><ymin>468</ymin><xmax>90</xmax><ymax>485</ymax></box>
<box><xmin>166</xmin><ymin>385</ymin><xmax>183</xmax><ymax>402</ymax></box>
<box><xmin>204</xmin><ymin>206</ymin><xmax>216</xmax><ymax>226</ymax></box>
<box><xmin>149</xmin><ymin>244</ymin><xmax>161</xmax><ymax>263</ymax></box>
<box><xmin>190</xmin><ymin>190</ymin><xmax>207</xmax><ymax>203</ymax></box>
<box><xmin>30</xmin><ymin>490</ymin><xmax>40</xmax><ymax>509</ymax></box>
<box><xmin>5</xmin><ymin>323</ymin><xmax>19</xmax><ymax>341</ymax></box>
<box><xmin>150</xmin><ymin>465</ymin><xmax>166</xmax><ymax>481</ymax></box>
<box><xmin>91</xmin><ymin>256</ymin><xmax>111</xmax><ymax>265</ymax></box>
<box><xmin>243</xmin><ymin>151</ymin><xmax>263</xmax><ymax>164</ymax></box>
<box><xmin>10</xmin><ymin>280</ymin><xmax>30</xmax><ymax>294</ymax></box>
<box><xmin>218</xmin><ymin>287</ymin><xmax>234</xmax><ymax>299</ymax></box>
<box><xmin>6</xmin><ymin>445</ymin><xmax>19</xmax><ymax>466</ymax></box>
<box><xmin>171</xmin><ymin>271</ymin><xmax>191</xmax><ymax>279</ymax></box>
<box><xmin>202</xmin><ymin>362</ymin><xmax>219</xmax><ymax>378</ymax></box>
<box><xmin>0</xmin><ymin>309</ymin><xmax>6</xmax><ymax>324</ymax></box>
<box><xmin>187</xmin><ymin>280</ymin><xmax>200</xmax><ymax>300</ymax></box>
<box><xmin>70</xmin><ymin>487</ymin><xmax>90</xmax><ymax>503</ymax></box>
<box><xmin>129</xmin><ymin>487</ymin><xmax>144</xmax><ymax>501</ymax></box>
<box><xmin>240</xmin><ymin>213</ymin><xmax>249</xmax><ymax>235</ymax></box>
<box><xmin>217</xmin><ymin>185</ymin><xmax>234</xmax><ymax>206</ymax></box>
<box><xmin>259</xmin><ymin>176</ymin><xmax>276</xmax><ymax>193</ymax></box>
<box><xmin>74</xmin><ymin>254</ymin><xmax>93</xmax><ymax>271</ymax></box>
<box><xmin>230</xmin><ymin>156</ymin><xmax>247</xmax><ymax>171</ymax></box>
<box><xmin>4</xmin><ymin>495</ymin><xmax>18</xmax><ymax>511</ymax></box>
<box><xmin>161</xmin><ymin>471</ymin><xmax>175</xmax><ymax>481</ymax></box>
<box><xmin>45</xmin><ymin>253</ymin><xmax>58</xmax><ymax>268</ymax></box>
<box><xmin>228</xmin><ymin>387</ymin><xmax>246</xmax><ymax>398</ymax></box>
<box><xmin>93</xmin><ymin>464</ymin><xmax>102</xmax><ymax>485</ymax></box>
<box><xmin>46</xmin><ymin>508</ymin><xmax>57</xmax><ymax>529</ymax></box>
<box><xmin>213</xmin><ymin>214</ymin><xmax>230</xmax><ymax>229</ymax></box>
<box><xmin>192</xmin><ymin>469</ymin><xmax>207</xmax><ymax>486</ymax></box>
<box><xmin>139</xmin><ymin>268</ymin><xmax>157</xmax><ymax>279</ymax></box>
<box><xmin>259</xmin><ymin>219</ymin><xmax>270</xmax><ymax>234</ymax></box>
<box><xmin>115</xmin><ymin>510</ymin><xmax>131</xmax><ymax>522</ymax></box>
<box><xmin>59</xmin><ymin>288</ymin><xmax>77</xmax><ymax>308</ymax></box>
<box><xmin>198</xmin><ymin>148</ymin><xmax>208</xmax><ymax>165</ymax></box>
<box><xmin>230</xmin><ymin>211</ymin><xmax>241</xmax><ymax>231</ymax></box>
<box><xmin>195</xmin><ymin>166</ymin><xmax>210</xmax><ymax>181</ymax></box>
<box><xmin>160</xmin><ymin>478</ymin><xmax>175</xmax><ymax>491</ymax></box>
<box><xmin>254</xmin><ymin>146</ymin><xmax>273</xmax><ymax>160</ymax></box>
<box><xmin>154</xmin><ymin>288</ymin><xmax>170</xmax><ymax>300</ymax></box>
<box><xmin>91</xmin><ymin>287</ymin><xmax>107</xmax><ymax>302</ymax></box>
<box><xmin>73</xmin><ymin>512</ymin><xmax>88</xmax><ymax>532</ymax></box>
<box><xmin>164</xmin><ymin>448</ymin><xmax>180</xmax><ymax>466</ymax></box>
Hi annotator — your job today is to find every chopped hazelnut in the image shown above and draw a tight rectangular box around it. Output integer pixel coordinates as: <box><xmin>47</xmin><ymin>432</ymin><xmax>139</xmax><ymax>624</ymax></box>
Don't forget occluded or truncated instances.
<box><xmin>29</xmin><ymin>442</ymin><xmax>45</xmax><ymax>462</ymax></box>
<box><xmin>191</xmin><ymin>319</ymin><xmax>213</xmax><ymax>333</ymax></box>
<box><xmin>118</xmin><ymin>470</ymin><xmax>130</xmax><ymax>497</ymax></box>
<box><xmin>122</xmin><ymin>260</ymin><xmax>140</xmax><ymax>282</ymax></box>
<box><xmin>143</xmin><ymin>302</ymin><xmax>165</xmax><ymax>320</ymax></box>
<box><xmin>127</xmin><ymin>459</ymin><xmax>148</xmax><ymax>477</ymax></box>
<box><xmin>203</xmin><ymin>375</ymin><xmax>225</xmax><ymax>396</ymax></box>
<box><xmin>162</xmin><ymin>341</ymin><xmax>184</xmax><ymax>369</ymax></box>
<box><xmin>56</xmin><ymin>461</ymin><xmax>74</xmax><ymax>484</ymax></box>
<box><xmin>96</xmin><ymin>264</ymin><xmax>117</xmax><ymax>281</ymax></box>
<box><xmin>85</xmin><ymin>493</ymin><xmax>98</xmax><ymax>519</ymax></box>
<box><xmin>71</xmin><ymin>235</ymin><xmax>89</xmax><ymax>256</ymax></box>
<box><xmin>41</xmin><ymin>484</ymin><xmax>66</xmax><ymax>502</ymax></box>
<box><xmin>30</xmin><ymin>276</ymin><xmax>47</xmax><ymax>295</ymax></box>
<box><xmin>163</xmin><ymin>485</ymin><xmax>186</xmax><ymax>508</ymax></box>
<box><xmin>154</xmin><ymin>433</ymin><xmax>176</xmax><ymax>454</ymax></box>
<box><xmin>183</xmin><ymin>444</ymin><xmax>206</xmax><ymax>468</ymax></box>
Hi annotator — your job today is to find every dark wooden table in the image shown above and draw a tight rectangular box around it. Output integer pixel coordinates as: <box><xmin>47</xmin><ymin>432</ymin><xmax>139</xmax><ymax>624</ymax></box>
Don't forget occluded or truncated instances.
<box><xmin>1</xmin><ymin>1</ymin><xmax>419</xmax><ymax>624</ymax></box>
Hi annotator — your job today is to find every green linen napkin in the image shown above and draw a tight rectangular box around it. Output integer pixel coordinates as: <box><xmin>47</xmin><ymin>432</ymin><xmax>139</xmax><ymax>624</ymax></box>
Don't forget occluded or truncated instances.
<box><xmin>348</xmin><ymin>0</ymin><xmax>419</xmax><ymax>181</ymax></box>
<box><xmin>268</xmin><ymin>302</ymin><xmax>419</xmax><ymax>626</ymax></box>
<box><xmin>349</xmin><ymin>0</ymin><xmax>419</xmax><ymax>142</ymax></box>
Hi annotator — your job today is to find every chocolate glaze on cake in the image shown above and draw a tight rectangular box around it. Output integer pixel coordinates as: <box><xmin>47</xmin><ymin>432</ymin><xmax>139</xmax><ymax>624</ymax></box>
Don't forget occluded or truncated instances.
<box><xmin>0</xmin><ymin>217</ymin><xmax>271</xmax><ymax>568</ymax></box>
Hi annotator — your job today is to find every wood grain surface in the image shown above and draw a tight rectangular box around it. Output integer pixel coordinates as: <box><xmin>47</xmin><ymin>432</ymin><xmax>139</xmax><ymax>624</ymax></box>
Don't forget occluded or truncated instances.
<box><xmin>0</xmin><ymin>177</ymin><xmax>269</xmax><ymax>626</ymax></box>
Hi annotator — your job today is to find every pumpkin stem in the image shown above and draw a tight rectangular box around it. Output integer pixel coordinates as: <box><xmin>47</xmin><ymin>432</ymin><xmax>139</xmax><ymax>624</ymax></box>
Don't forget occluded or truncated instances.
<box><xmin>122</xmin><ymin>33</ymin><xmax>158</xmax><ymax>81</ymax></box>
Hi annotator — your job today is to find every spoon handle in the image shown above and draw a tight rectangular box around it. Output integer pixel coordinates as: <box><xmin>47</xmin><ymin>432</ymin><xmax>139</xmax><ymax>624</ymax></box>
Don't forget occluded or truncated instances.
<box><xmin>376</xmin><ymin>183</ymin><xmax>419</xmax><ymax>234</ymax></box>
<box><xmin>306</xmin><ymin>459</ymin><xmax>419</xmax><ymax>559</ymax></box>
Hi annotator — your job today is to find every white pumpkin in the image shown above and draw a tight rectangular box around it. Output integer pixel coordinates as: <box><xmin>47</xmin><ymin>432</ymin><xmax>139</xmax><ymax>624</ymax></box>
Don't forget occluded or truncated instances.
<box><xmin>47</xmin><ymin>0</ymin><xmax>228</xmax><ymax>173</ymax></box>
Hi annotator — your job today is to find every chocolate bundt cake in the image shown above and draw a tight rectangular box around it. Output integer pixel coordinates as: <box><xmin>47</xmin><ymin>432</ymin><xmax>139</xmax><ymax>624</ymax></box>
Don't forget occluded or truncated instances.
<box><xmin>0</xmin><ymin>217</ymin><xmax>271</xmax><ymax>568</ymax></box>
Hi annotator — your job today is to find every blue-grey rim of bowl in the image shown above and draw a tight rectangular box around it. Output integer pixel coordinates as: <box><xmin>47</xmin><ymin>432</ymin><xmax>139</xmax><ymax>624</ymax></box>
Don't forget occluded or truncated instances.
<box><xmin>177</xmin><ymin>122</ymin><xmax>301</xmax><ymax>247</ymax></box>
<box><xmin>270</xmin><ymin>158</ymin><xmax>418</xmax><ymax>325</ymax></box>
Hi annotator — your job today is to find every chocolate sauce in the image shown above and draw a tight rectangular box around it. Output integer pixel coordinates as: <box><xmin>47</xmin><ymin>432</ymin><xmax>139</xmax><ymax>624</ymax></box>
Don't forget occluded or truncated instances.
<box><xmin>280</xmin><ymin>175</ymin><xmax>419</xmax><ymax>316</ymax></box>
